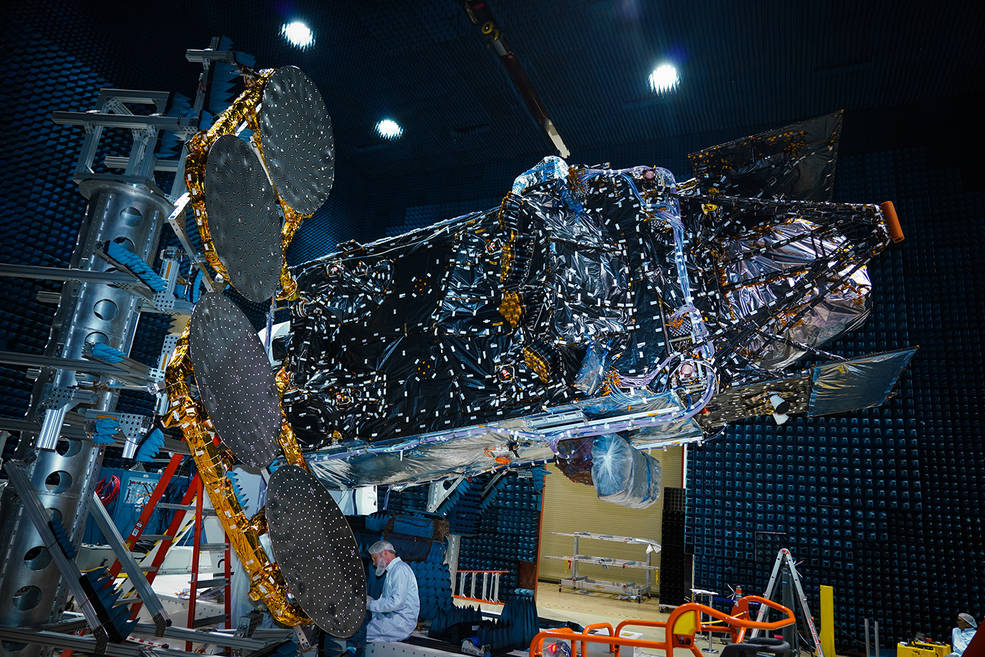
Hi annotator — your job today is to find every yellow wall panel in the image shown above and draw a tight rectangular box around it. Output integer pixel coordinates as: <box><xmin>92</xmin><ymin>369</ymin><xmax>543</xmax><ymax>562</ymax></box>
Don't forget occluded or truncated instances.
<box><xmin>538</xmin><ymin>446</ymin><xmax>683</xmax><ymax>587</ymax></box>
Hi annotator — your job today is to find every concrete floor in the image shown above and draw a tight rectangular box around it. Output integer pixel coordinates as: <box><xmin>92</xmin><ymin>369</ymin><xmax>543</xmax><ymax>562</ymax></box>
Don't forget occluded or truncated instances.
<box><xmin>534</xmin><ymin>582</ymin><xmax>672</xmax><ymax>642</ymax></box>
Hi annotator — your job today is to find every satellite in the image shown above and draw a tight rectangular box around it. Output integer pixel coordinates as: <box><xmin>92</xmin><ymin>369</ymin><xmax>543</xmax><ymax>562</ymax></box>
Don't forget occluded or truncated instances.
<box><xmin>279</xmin><ymin>112</ymin><xmax>913</xmax><ymax>490</ymax></box>
<box><xmin>165</xmin><ymin>64</ymin><xmax>912</xmax><ymax>629</ymax></box>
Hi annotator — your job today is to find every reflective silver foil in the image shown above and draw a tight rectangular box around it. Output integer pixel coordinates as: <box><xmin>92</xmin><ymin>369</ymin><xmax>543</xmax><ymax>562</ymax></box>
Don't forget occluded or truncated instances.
<box><xmin>722</xmin><ymin>218</ymin><xmax>872</xmax><ymax>370</ymax></box>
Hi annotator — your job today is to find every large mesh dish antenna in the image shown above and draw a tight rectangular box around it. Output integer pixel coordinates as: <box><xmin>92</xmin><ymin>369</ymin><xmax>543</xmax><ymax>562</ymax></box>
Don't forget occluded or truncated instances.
<box><xmin>266</xmin><ymin>465</ymin><xmax>366</xmax><ymax>636</ymax></box>
<box><xmin>203</xmin><ymin>134</ymin><xmax>283</xmax><ymax>302</ymax></box>
<box><xmin>189</xmin><ymin>291</ymin><xmax>283</xmax><ymax>469</ymax></box>
<box><xmin>258</xmin><ymin>65</ymin><xmax>335</xmax><ymax>215</ymax></box>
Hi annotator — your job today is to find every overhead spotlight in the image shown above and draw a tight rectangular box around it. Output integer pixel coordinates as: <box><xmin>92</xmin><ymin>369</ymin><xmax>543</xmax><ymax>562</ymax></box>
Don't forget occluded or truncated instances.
<box><xmin>769</xmin><ymin>393</ymin><xmax>790</xmax><ymax>425</ymax></box>
<box><xmin>375</xmin><ymin>118</ymin><xmax>403</xmax><ymax>140</ymax></box>
<box><xmin>281</xmin><ymin>21</ymin><xmax>314</xmax><ymax>49</ymax></box>
<box><xmin>648</xmin><ymin>63</ymin><xmax>679</xmax><ymax>94</ymax></box>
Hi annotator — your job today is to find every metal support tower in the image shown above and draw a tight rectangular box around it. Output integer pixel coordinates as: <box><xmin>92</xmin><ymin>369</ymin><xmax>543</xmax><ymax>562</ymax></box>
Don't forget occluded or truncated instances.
<box><xmin>0</xmin><ymin>89</ymin><xmax>179</xmax><ymax>657</ymax></box>
<box><xmin>0</xmin><ymin>39</ymin><xmax>256</xmax><ymax>657</ymax></box>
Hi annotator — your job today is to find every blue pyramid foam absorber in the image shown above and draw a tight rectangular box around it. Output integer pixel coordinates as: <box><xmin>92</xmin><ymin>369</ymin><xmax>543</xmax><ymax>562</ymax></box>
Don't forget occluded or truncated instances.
<box><xmin>135</xmin><ymin>428</ymin><xmax>165</xmax><ymax>462</ymax></box>
<box><xmin>50</xmin><ymin>515</ymin><xmax>77</xmax><ymax>559</ymax></box>
<box><xmin>106</xmin><ymin>240</ymin><xmax>166</xmax><ymax>293</ymax></box>
<box><xmin>92</xmin><ymin>417</ymin><xmax>121</xmax><ymax>445</ymax></box>
<box><xmin>227</xmin><ymin>470</ymin><xmax>250</xmax><ymax>509</ymax></box>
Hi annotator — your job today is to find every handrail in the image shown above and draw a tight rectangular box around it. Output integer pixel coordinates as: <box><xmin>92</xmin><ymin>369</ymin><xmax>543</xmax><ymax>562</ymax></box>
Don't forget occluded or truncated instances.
<box><xmin>611</xmin><ymin>619</ymin><xmax>662</xmax><ymax>634</ymax></box>
<box><xmin>708</xmin><ymin>596</ymin><xmax>793</xmax><ymax>629</ymax></box>
<box><xmin>606</xmin><ymin>620</ymin><xmax>685</xmax><ymax>657</ymax></box>
<box><xmin>582</xmin><ymin>623</ymin><xmax>616</xmax><ymax>655</ymax></box>
<box><xmin>531</xmin><ymin>595</ymin><xmax>796</xmax><ymax>657</ymax></box>
<box><xmin>531</xmin><ymin>630</ymin><xmax>680</xmax><ymax>657</ymax></box>
<box><xmin>676</xmin><ymin>595</ymin><xmax>792</xmax><ymax>644</ymax></box>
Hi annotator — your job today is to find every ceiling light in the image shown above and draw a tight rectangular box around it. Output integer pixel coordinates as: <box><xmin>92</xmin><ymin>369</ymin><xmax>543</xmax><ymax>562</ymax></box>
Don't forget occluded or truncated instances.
<box><xmin>375</xmin><ymin>119</ymin><xmax>403</xmax><ymax>140</ymax></box>
<box><xmin>281</xmin><ymin>21</ymin><xmax>314</xmax><ymax>49</ymax></box>
<box><xmin>648</xmin><ymin>63</ymin><xmax>679</xmax><ymax>94</ymax></box>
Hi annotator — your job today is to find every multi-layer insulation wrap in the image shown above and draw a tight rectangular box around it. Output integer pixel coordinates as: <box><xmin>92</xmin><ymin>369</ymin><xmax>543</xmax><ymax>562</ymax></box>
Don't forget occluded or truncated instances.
<box><xmin>283</xmin><ymin>161</ymin><xmax>695</xmax><ymax>446</ymax></box>
<box><xmin>282</xmin><ymin>112</ymin><xmax>899</xmax><ymax>485</ymax></box>
<box><xmin>591</xmin><ymin>434</ymin><xmax>662</xmax><ymax>508</ymax></box>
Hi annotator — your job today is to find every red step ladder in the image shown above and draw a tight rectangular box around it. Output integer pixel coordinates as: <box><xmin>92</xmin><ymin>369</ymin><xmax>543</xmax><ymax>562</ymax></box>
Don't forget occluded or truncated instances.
<box><xmin>106</xmin><ymin>455</ymin><xmax>232</xmax><ymax>646</ymax></box>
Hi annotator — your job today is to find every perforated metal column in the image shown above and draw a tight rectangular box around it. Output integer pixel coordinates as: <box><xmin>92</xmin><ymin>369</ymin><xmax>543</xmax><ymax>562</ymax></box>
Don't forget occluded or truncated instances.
<box><xmin>0</xmin><ymin>180</ymin><xmax>170</xmax><ymax>656</ymax></box>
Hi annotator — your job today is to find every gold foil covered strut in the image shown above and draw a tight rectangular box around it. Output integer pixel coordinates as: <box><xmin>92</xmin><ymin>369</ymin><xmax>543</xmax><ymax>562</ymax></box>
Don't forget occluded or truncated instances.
<box><xmin>185</xmin><ymin>68</ymin><xmax>311</xmax><ymax>302</ymax></box>
<box><xmin>163</xmin><ymin>326</ymin><xmax>310</xmax><ymax>626</ymax></box>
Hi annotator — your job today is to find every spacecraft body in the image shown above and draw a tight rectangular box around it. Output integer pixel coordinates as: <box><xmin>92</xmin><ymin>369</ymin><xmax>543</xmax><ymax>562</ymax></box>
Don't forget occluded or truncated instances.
<box><xmin>284</xmin><ymin>162</ymin><xmax>695</xmax><ymax>444</ymax></box>
<box><xmin>157</xmin><ymin>62</ymin><xmax>911</xmax><ymax>632</ymax></box>
<box><xmin>282</xmin><ymin>112</ymin><xmax>911</xmax><ymax>489</ymax></box>
<box><xmin>0</xmin><ymin>45</ymin><xmax>914</xmax><ymax>648</ymax></box>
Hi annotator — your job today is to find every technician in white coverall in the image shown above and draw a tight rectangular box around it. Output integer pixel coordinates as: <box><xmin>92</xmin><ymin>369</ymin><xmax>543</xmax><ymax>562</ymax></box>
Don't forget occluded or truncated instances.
<box><xmin>947</xmin><ymin>612</ymin><xmax>978</xmax><ymax>657</ymax></box>
<box><xmin>365</xmin><ymin>540</ymin><xmax>420</xmax><ymax>643</ymax></box>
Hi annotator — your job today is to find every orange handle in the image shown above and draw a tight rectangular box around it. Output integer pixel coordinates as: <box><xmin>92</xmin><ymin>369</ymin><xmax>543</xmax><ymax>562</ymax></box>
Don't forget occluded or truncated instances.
<box><xmin>686</xmin><ymin>595</ymin><xmax>795</xmax><ymax>630</ymax></box>
<box><xmin>880</xmin><ymin>201</ymin><xmax>904</xmax><ymax>243</ymax></box>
